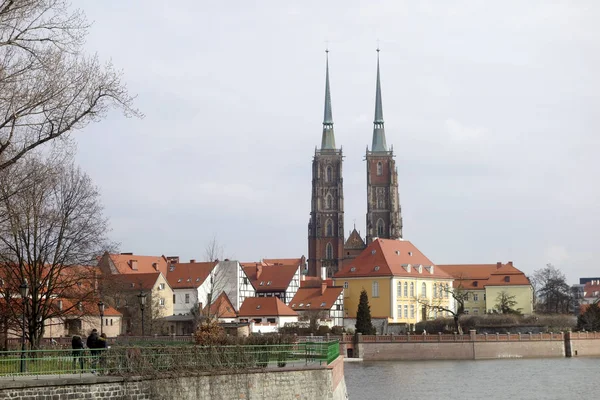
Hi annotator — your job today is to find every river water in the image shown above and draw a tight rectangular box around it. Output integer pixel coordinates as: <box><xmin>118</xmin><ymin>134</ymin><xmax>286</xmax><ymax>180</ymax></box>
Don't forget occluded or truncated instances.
<box><xmin>345</xmin><ymin>358</ymin><xmax>600</xmax><ymax>399</ymax></box>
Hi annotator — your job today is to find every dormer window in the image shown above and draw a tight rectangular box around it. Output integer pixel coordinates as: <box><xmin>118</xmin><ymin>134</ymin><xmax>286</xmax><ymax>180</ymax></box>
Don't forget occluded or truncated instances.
<box><xmin>259</xmin><ymin>281</ymin><xmax>264</xmax><ymax>286</ymax></box>
<box><xmin>177</xmin><ymin>278</ymin><xmax>182</xmax><ymax>283</ymax></box>
<box><xmin>395</xmin><ymin>251</ymin><xmax>400</xmax><ymax>255</ymax></box>
<box><xmin>371</xmin><ymin>250</ymin><xmax>376</xmax><ymax>255</ymax></box>
<box><xmin>187</xmin><ymin>278</ymin><xmax>191</xmax><ymax>282</ymax></box>
<box><xmin>306</xmin><ymin>303</ymin><xmax>311</xmax><ymax>307</ymax></box>
<box><xmin>292</xmin><ymin>304</ymin><xmax>296</xmax><ymax>307</ymax></box>
<box><xmin>267</xmin><ymin>281</ymin><xmax>272</xmax><ymax>286</ymax></box>
<box><xmin>320</xmin><ymin>302</ymin><xmax>326</xmax><ymax>307</ymax></box>
<box><xmin>256</xmin><ymin>305</ymin><xmax>261</xmax><ymax>310</ymax></box>
<box><xmin>374</xmin><ymin>266</ymin><xmax>380</xmax><ymax>271</ymax></box>
<box><xmin>504</xmin><ymin>276</ymin><xmax>510</xmax><ymax>282</ymax></box>
<box><xmin>473</xmin><ymin>281</ymin><xmax>478</xmax><ymax>287</ymax></box>
<box><xmin>350</xmin><ymin>267</ymin><xmax>356</xmax><ymax>272</ymax></box>
<box><xmin>408</xmin><ymin>252</ymin><xmax>413</xmax><ymax>256</ymax></box>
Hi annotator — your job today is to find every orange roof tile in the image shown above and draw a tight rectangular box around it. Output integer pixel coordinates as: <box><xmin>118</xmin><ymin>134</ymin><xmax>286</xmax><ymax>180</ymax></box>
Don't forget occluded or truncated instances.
<box><xmin>334</xmin><ymin>239</ymin><xmax>451</xmax><ymax>279</ymax></box>
<box><xmin>238</xmin><ymin>297</ymin><xmax>298</xmax><ymax>317</ymax></box>
<box><xmin>203</xmin><ymin>291</ymin><xmax>236</xmax><ymax>318</ymax></box>
<box><xmin>166</xmin><ymin>262</ymin><xmax>217</xmax><ymax>289</ymax></box>
<box><xmin>290</xmin><ymin>286</ymin><xmax>343</xmax><ymax>311</ymax></box>
<box><xmin>437</xmin><ymin>262</ymin><xmax>531</xmax><ymax>288</ymax></box>
<box><xmin>242</xmin><ymin>264</ymin><xmax>299</xmax><ymax>292</ymax></box>
<box><xmin>104</xmin><ymin>253</ymin><xmax>168</xmax><ymax>275</ymax></box>
<box><xmin>583</xmin><ymin>282</ymin><xmax>600</xmax><ymax>298</ymax></box>
<box><xmin>262</xmin><ymin>258</ymin><xmax>304</xmax><ymax>266</ymax></box>
<box><xmin>56</xmin><ymin>298</ymin><xmax>122</xmax><ymax>317</ymax></box>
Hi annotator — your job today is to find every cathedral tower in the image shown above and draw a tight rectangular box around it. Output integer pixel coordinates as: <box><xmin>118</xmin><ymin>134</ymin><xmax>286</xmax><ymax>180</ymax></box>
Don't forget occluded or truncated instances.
<box><xmin>308</xmin><ymin>51</ymin><xmax>345</xmax><ymax>277</ymax></box>
<box><xmin>365</xmin><ymin>49</ymin><xmax>403</xmax><ymax>244</ymax></box>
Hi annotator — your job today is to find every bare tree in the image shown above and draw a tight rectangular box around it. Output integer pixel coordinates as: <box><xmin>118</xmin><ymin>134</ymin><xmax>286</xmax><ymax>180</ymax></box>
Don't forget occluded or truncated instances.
<box><xmin>420</xmin><ymin>283</ymin><xmax>470</xmax><ymax>334</ymax></box>
<box><xmin>494</xmin><ymin>291</ymin><xmax>521</xmax><ymax>315</ymax></box>
<box><xmin>0</xmin><ymin>0</ymin><xmax>141</xmax><ymax>171</ymax></box>
<box><xmin>531</xmin><ymin>264</ymin><xmax>573</xmax><ymax>314</ymax></box>
<box><xmin>0</xmin><ymin>154</ymin><xmax>109</xmax><ymax>347</ymax></box>
<box><xmin>202</xmin><ymin>235</ymin><xmax>229</xmax><ymax>319</ymax></box>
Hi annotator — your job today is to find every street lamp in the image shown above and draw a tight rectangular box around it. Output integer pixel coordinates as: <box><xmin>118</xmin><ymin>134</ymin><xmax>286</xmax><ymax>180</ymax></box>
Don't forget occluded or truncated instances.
<box><xmin>19</xmin><ymin>280</ymin><xmax>29</xmax><ymax>373</ymax></box>
<box><xmin>97</xmin><ymin>301</ymin><xmax>105</xmax><ymax>336</ymax></box>
<box><xmin>137</xmin><ymin>291</ymin><xmax>147</xmax><ymax>336</ymax></box>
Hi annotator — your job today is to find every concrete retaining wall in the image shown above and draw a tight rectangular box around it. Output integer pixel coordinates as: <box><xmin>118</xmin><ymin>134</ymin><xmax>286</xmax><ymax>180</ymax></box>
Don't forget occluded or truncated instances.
<box><xmin>0</xmin><ymin>359</ymin><xmax>347</xmax><ymax>400</ymax></box>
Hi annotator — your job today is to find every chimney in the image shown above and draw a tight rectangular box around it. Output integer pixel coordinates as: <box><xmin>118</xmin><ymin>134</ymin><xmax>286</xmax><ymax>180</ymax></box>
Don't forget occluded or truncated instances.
<box><xmin>198</xmin><ymin>302</ymin><xmax>203</xmax><ymax>313</ymax></box>
<box><xmin>496</xmin><ymin>262</ymin><xmax>502</xmax><ymax>269</ymax></box>
<box><xmin>190</xmin><ymin>259</ymin><xmax>196</xmax><ymax>263</ymax></box>
<box><xmin>321</xmin><ymin>281</ymin><xmax>327</xmax><ymax>295</ymax></box>
<box><xmin>152</xmin><ymin>262</ymin><xmax>158</xmax><ymax>271</ymax></box>
<box><xmin>130</xmin><ymin>260</ymin><xmax>138</xmax><ymax>270</ymax></box>
<box><xmin>57</xmin><ymin>300</ymin><xmax>63</xmax><ymax>311</ymax></box>
<box><xmin>257</xmin><ymin>265</ymin><xmax>263</xmax><ymax>279</ymax></box>
<box><xmin>321</xmin><ymin>266</ymin><xmax>327</xmax><ymax>280</ymax></box>
<box><xmin>507</xmin><ymin>261</ymin><xmax>513</xmax><ymax>267</ymax></box>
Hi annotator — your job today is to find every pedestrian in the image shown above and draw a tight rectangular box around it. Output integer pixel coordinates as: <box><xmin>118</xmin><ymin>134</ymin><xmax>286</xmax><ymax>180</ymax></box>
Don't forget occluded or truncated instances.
<box><xmin>87</xmin><ymin>329</ymin><xmax>100</xmax><ymax>372</ymax></box>
<box><xmin>98</xmin><ymin>333</ymin><xmax>109</xmax><ymax>373</ymax></box>
<box><xmin>71</xmin><ymin>335</ymin><xmax>84</xmax><ymax>371</ymax></box>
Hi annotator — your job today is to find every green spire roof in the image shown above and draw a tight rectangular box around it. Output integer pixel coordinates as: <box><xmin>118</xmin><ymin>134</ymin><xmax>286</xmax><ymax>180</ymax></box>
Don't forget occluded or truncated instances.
<box><xmin>321</xmin><ymin>50</ymin><xmax>336</xmax><ymax>150</ymax></box>
<box><xmin>371</xmin><ymin>49</ymin><xmax>387</xmax><ymax>152</ymax></box>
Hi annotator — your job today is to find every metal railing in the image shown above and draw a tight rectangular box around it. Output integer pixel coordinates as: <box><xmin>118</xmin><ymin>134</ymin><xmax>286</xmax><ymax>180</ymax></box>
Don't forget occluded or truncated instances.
<box><xmin>0</xmin><ymin>341</ymin><xmax>340</xmax><ymax>377</ymax></box>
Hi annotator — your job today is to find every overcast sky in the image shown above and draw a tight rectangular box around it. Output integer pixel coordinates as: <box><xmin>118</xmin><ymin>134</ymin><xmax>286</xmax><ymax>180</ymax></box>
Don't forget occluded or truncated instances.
<box><xmin>74</xmin><ymin>1</ymin><xmax>599</xmax><ymax>284</ymax></box>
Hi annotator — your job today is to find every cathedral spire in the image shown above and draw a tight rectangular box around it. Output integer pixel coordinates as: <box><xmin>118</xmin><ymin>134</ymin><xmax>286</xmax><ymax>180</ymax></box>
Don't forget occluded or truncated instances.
<box><xmin>371</xmin><ymin>48</ymin><xmax>387</xmax><ymax>152</ymax></box>
<box><xmin>321</xmin><ymin>49</ymin><xmax>336</xmax><ymax>150</ymax></box>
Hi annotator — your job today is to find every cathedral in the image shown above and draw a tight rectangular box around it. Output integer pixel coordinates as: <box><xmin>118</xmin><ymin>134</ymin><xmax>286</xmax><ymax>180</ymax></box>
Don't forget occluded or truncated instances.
<box><xmin>307</xmin><ymin>50</ymin><xmax>403</xmax><ymax>278</ymax></box>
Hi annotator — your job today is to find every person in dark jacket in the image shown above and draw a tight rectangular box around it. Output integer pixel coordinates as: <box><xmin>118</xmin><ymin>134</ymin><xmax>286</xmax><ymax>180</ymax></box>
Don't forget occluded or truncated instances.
<box><xmin>87</xmin><ymin>329</ymin><xmax>100</xmax><ymax>372</ymax></box>
<box><xmin>71</xmin><ymin>335</ymin><xmax>85</xmax><ymax>371</ymax></box>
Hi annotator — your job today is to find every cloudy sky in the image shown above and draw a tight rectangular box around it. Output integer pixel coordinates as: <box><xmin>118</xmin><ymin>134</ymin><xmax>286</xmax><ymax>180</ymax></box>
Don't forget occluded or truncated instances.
<box><xmin>74</xmin><ymin>1</ymin><xmax>599</xmax><ymax>283</ymax></box>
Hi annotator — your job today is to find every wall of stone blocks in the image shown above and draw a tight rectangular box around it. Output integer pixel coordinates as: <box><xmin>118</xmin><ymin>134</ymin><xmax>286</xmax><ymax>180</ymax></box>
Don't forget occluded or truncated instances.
<box><xmin>0</xmin><ymin>364</ymin><xmax>346</xmax><ymax>400</ymax></box>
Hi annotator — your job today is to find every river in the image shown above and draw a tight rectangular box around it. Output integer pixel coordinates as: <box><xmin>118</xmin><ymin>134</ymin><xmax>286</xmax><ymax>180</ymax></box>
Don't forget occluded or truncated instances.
<box><xmin>345</xmin><ymin>358</ymin><xmax>600</xmax><ymax>399</ymax></box>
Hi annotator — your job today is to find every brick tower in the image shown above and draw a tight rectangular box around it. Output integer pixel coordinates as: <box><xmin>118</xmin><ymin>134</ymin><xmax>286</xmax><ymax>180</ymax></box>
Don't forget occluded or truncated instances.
<box><xmin>308</xmin><ymin>51</ymin><xmax>344</xmax><ymax>278</ymax></box>
<box><xmin>365</xmin><ymin>49</ymin><xmax>403</xmax><ymax>244</ymax></box>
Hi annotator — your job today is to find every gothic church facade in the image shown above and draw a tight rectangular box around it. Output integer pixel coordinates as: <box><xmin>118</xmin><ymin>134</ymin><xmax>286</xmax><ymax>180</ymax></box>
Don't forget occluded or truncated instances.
<box><xmin>307</xmin><ymin>50</ymin><xmax>403</xmax><ymax>277</ymax></box>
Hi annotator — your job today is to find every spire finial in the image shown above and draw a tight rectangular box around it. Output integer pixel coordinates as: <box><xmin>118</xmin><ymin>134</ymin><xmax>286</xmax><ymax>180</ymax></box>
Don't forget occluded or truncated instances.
<box><xmin>371</xmin><ymin>46</ymin><xmax>387</xmax><ymax>152</ymax></box>
<box><xmin>320</xmin><ymin>47</ymin><xmax>336</xmax><ymax>150</ymax></box>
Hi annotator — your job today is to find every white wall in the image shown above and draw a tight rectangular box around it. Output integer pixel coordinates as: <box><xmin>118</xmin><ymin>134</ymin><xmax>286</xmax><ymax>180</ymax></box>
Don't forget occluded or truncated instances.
<box><xmin>173</xmin><ymin>288</ymin><xmax>198</xmax><ymax>315</ymax></box>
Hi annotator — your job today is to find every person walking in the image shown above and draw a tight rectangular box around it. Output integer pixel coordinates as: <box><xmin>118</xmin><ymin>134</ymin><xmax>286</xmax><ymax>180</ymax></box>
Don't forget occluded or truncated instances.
<box><xmin>71</xmin><ymin>335</ymin><xmax>85</xmax><ymax>372</ymax></box>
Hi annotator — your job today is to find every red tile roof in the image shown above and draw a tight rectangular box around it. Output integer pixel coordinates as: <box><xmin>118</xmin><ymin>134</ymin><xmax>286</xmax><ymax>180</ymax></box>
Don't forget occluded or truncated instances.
<box><xmin>437</xmin><ymin>262</ymin><xmax>531</xmax><ymax>288</ymax></box>
<box><xmin>56</xmin><ymin>298</ymin><xmax>122</xmax><ymax>317</ymax></box>
<box><xmin>166</xmin><ymin>262</ymin><xmax>217</xmax><ymax>289</ymax></box>
<box><xmin>203</xmin><ymin>291</ymin><xmax>236</xmax><ymax>318</ymax></box>
<box><xmin>290</xmin><ymin>285</ymin><xmax>343</xmax><ymax>311</ymax></box>
<box><xmin>262</xmin><ymin>258</ymin><xmax>304</xmax><ymax>266</ymax></box>
<box><xmin>104</xmin><ymin>253</ymin><xmax>168</xmax><ymax>275</ymax></box>
<box><xmin>242</xmin><ymin>264</ymin><xmax>299</xmax><ymax>292</ymax></box>
<box><xmin>583</xmin><ymin>282</ymin><xmax>600</xmax><ymax>298</ymax></box>
<box><xmin>238</xmin><ymin>297</ymin><xmax>298</xmax><ymax>317</ymax></box>
<box><xmin>334</xmin><ymin>239</ymin><xmax>451</xmax><ymax>279</ymax></box>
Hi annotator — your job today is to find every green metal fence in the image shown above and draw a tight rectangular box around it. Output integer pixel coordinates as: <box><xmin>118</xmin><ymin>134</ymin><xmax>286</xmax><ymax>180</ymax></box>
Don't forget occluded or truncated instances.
<box><xmin>0</xmin><ymin>341</ymin><xmax>340</xmax><ymax>377</ymax></box>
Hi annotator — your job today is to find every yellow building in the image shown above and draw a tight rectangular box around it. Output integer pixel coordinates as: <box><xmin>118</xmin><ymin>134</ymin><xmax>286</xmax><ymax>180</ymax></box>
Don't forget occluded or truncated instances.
<box><xmin>437</xmin><ymin>262</ymin><xmax>533</xmax><ymax>315</ymax></box>
<box><xmin>333</xmin><ymin>239</ymin><xmax>453</xmax><ymax>326</ymax></box>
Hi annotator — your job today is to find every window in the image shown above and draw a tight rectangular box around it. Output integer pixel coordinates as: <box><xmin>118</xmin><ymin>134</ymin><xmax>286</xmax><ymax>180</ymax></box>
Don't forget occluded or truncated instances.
<box><xmin>404</xmin><ymin>305</ymin><xmax>408</xmax><ymax>318</ymax></box>
<box><xmin>372</xmin><ymin>281</ymin><xmax>379</xmax><ymax>298</ymax></box>
<box><xmin>410</xmin><ymin>304</ymin><xmax>415</xmax><ymax>318</ymax></box>
<box><xmin>404</xmin><ymin>282</ymin><xmax>408</xmax><ymax>297</ymax></box>
<box><xmin>376</xmin><ymin>161</ymin><xmax>383</xmax><ymax>176</ymax></box>
<box><xmin>376</xmin><ymin>219</ymin><xmax>385</xmax><ymax>237</ymax></box>
<box><xmin>473</xmin><ymin>308</ymin><xmax>479</xmax><ymax>315</ymax></box>
<box><xmin>159</xmin><ymin>298</ymin><xmax>165</xmax><ymax>306</ymax></box>
<box><xmin>504</xmin><ymin>276</ymin><xmax>510</xmax><ymax>282</ymax></box>
<box><xmin>158</xmin><ymin>283</ymin><xmax>165</xmax><ymax>290</ymax></box>
<box><xmin>464</xmin><ymin>309</ymin><xmax>469</xmax><ymax>315</ymax></box>
<box><xmin>397</xmin><ymin>282</ymin><xmax>402</xmax><ymax>297</ymax></box>
<box><xmin>465</xmin><ymin>293</ymin><xmax>469</xmax><ymax>301</ymax></box>
<box><xmin>326</xmin><ymin>166</ymin><xmax>332</xmax><ymax>182</ymax></box>
<box><xmin>445</xmin><ymin>284</ymin><xmax>449</xmax><ymax>299</ymax></box>
<box><xmin>326</xmin><ymin>219</ymin><xmax>333</xmax><ymax>236</ymax></box>
<box><xmin>483</xmin><ymin>293</ymin><xmax>486</xmax><ymax>301</ymax></box>
<box><xmin>473</xmin><ymin>293</ymin><xmax>479</xmax><ymax>301</ymax></box>
<box><xmin>326</xmin><ymin>243</ymin><xmax>333</xmax><ymax>259</ymax></box>
<box><xmin>433</xmin><ymin>284</ymin><xmax>437</xmax><ymax>298</ymax></box>
<box><xmin>397</xmin><ymin>304</ymin><xmax>402</xmax><ymax>319</ymax></box>
<box><xmin>410</xmin><ymin>282</ymin><xmax>414</xmax><ymax>297</ymax></box>
<box><xmin>243</xmin><ymin>277</ymin><xmax>248</xmax><ymax>285</ymax></box>
<box><xmin>374</xmin><ymin>266</ymin><xmax>380</xmax><ymax>271</ymax></box>
<box><xmin>343</xmin><ymin>281</ymin><xmax>349</xmax><ymax>289</ymax></box>
<box><xmin>267</xmin><ymin>318</ymin><xmax>276</xmax><ymax>324</ymax></box>
<box><xmin>326</xmin><ymin>194</ymin><xmax>333</xmax><ymax>209</ymax></box>
<box><xmin>110</xmin><ymin>319</ymin><xmax>113</xmax><ymax>326</ymax></box>
<box><xmin>377</xmin><ymin>196</ymin><xmax>384</xmax><ymax>209</ymax></box>
<box><xmin>439</xmin><ymin>284</ymin><xmax>444</xmax><ymax>298</ymax></box>
<box><xmin>185</xmin><ymin>294</ymin><xmax>190</xmax><ymax>304</ymax></box>
<box><xmin>320</xmin><ymin>302</ymin><xmax>326</xmax><ymax>307</ymax></box>
<box><xmin>421</xmin><ymin>283</ymin><xmax>426</xmax><ymax>298</ymax></box>
<box><xmin>172</xmin><ymin>294</ymin><xmax>176</xmax><ymax>304</ymax></box>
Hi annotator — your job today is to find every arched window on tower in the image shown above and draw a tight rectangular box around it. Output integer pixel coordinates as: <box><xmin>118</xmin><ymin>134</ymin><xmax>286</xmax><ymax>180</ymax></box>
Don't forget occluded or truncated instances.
<box><xmin>325</xmin><ymin>243</ymin><xmax>333</xmax><ymax>259</ymax></box>
<box><xmin>326</xmin><ymin>194</ymin><xmax>333</xmax><ymax>209</ymax></box>
<box><xmin>377</xmin><ymin>162</ymin><xmax>383</xmax><ymax>176</ymax></box>
<box><xmin>326</xmin><ymin>166</ymin><xmax>332</xmax><ymax>182</ymax></box>
<box><xmin>376</xmin><ymin>219</ymin><xmax>385</xmax><ymax>237</ymax></box>
<box><xmin>326</xmin><ymin>219</ymin><xmax>333</xmax><ymax>236</ymax></box>
<box><xmin>377</xmin><ymin>195</ymin><xmax>384</xmax><ymax>209</ymax></box>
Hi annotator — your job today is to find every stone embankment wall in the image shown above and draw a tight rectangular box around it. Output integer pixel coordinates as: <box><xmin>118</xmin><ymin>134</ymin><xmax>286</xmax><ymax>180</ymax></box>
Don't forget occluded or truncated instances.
<box><xmin>0</xmin><ymin>358</ymin><xmax>347</xmax><ymax>400</ymax></box>
<box><xmin>350</xmin><ymin>331</ymin><xmax>600</xmax><ymax>361</ymax></box>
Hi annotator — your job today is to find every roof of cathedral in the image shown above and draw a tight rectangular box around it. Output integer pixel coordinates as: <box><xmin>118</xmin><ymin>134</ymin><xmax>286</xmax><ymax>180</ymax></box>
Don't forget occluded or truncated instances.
<box><xmin>344</xmin><ymin>228</ymin><xmax>366</xmax><ymax>250</ymax></box>
<box><xmin>371</xmin><ymin>49</ymin><xmax>388</xmax><ymax>152</ymax></box>
<box><xmin>320</xmin><ymin>50</ymin><xmax>336</xmax><ymax>150</ymax></box>
<box><xmin>334</xmin><ymin>239</ymin><xmax>451</xmax><ymax>279</ymax></box>
<box><xmin>437</xmin><ymin>262</ymin><xmax>531</xmax><ymax>288</ymax></box>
